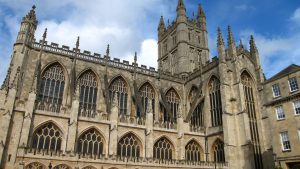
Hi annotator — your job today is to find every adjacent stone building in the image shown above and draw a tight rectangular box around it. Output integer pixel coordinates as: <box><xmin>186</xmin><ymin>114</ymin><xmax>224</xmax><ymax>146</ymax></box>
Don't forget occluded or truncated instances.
<box><xmin>263</xmin><ymin>64</ymin><xmax>300</xmax><ymax>169</ymax></box>
<box><xmin>0</xmin><ymin>0</ymin><xmax>299</xmax><ymax>169</ymax></box>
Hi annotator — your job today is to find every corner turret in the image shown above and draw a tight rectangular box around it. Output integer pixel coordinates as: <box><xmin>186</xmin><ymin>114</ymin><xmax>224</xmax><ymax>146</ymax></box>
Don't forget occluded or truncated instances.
<box><xmin>197</xmin><ymin>4</ymin><xmax>206</xmax><ymax>30</ymax></box>
<box><xmin>16</xmin><ymin>5</ymin><xmax>38</xmax><ymax>44</ymax></box>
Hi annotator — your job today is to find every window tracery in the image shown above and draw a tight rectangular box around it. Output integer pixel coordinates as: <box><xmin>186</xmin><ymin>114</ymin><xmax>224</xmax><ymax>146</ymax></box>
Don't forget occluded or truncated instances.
<box><xmin>209</xmin><ymin>77</ymin><xmax>222</xmax><ymax>126</ymax></box>
<box><xmin>31</xmin><ymin>122</ymin><xmax>62</xmax><ymax>152</ymax></box>
<box><xmin>37</xmin><ymin>63</ymin><xmax>65</xmax><ymax>113</ymax></box>
<box><xmin>212</xmin><ymin>139</ymin><xmax>225</xmax><ymax>162</ymax></box>
<box><xmin>78</xmin><ymin>71</ymin><xmax>98</xmax><ymax>118</ymax></box>
<box><xmin>77</xmin><ymin>129</ymin><xmax>104</xmax><ymax>158</ymax></box>
<box><xmin>117</xmin><ymin>133</ymin><xmax>141</xmax><ymax>159</ymax></box>
<box><xmin>185</xmin><ymin>140</ymin><xmax>202</xmax><ymax>162</ymax></box>
<box><xmin>138</xmin><ymin>83</ymin><xmax>155</xmax><ymax>118</ymax></box>
<box><xmin>153</xmin><ymin>137</ymin><xmax>173</xmax><ymax>160</ymax></box>
<box><xmin>109</xmin><ymin>77</ymin><xmax>128</xmax><ymax>115</ymax></box>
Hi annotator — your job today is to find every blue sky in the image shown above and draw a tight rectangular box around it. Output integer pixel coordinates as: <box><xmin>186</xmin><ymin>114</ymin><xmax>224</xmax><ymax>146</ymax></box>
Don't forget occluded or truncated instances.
<box><xmin>0</xmin><ymin>0</ymin><xmax>300</xmax><ymax>83</ymax></box>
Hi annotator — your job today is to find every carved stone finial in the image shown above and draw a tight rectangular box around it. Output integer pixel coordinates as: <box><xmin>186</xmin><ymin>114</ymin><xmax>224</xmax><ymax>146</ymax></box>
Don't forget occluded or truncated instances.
<box><xmin>134</xmin><ymin>52</ymin><xmax>137</xmax><ymax>63</ymax></box>
<box><xmin>227</xmin><ymin>25</ymin><xmax>235</xmax><ymax>45</ymax></box>
<box><xmin>42</xmin><ymin>28</ymin><xmax>47</xmax><ymax>40</ymax></box>
<box><xmin>239</xmin><ymin>39</ymin><xmax>244</xmax><ymax>50</ymax></box>
<box><xmin>76</xmin><ymin>36</ymin><xmax>80</xmax><ymax>49</ymax></box>
<box><xmin>217</xmin><ymin>27</ymin><xmax>224</xmax><ymax>46</ymax></box>
<box><xmin>106</xmin><ymin>44</ymin><xmax>110</xmax><ymax>57</ymax></box>
<box><xmin>32</xmin><ymin>5</ymin><xmax>36</xmax><ymax>10</ymax></box>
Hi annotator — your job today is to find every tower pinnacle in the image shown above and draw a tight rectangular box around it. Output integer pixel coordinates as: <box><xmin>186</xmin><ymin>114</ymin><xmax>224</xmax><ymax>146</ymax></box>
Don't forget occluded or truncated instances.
<box><xmin>158</xmin><ymin>16</ymin><xmax>166</xmax><ymax>32</ymax></box>
<box><xmin>176</xmin><ymin>0</ymin><xmax>186</xmax><ymax>19</ymax></box>
<box><xmin>177</xmin><ymin>0</ymin><xmax>186</xmax><ymax>11</ymax></box>
<box><xmin>197</xmin><ymin>4</ymin><xmax>206</xmax><ymax>18</ymax></box>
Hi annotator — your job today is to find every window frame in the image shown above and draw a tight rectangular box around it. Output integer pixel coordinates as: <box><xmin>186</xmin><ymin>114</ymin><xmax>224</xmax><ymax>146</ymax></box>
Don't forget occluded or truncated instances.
<box><xmin>280</xmin><ymin>131</ymin><xmax>291</xmax><ymax>151</ymax></box>
<box><xmin>275</xmin><ymin>105</ymin><xmax>285</xmax><ymax>120</ymax></box>
<box><xmin>288</xmin><ymin>77</ymin><xmax>299</xmax><ymax>92</ymax></box>
<box><xmin>293</xmin><ymin>100</ymin><xmax>300</xmax><ymax>115</ymax></box>
<box><xmin>272</xmin><ymin>83</ymin><xmax>281</xmax><ymax>98</ymax></box>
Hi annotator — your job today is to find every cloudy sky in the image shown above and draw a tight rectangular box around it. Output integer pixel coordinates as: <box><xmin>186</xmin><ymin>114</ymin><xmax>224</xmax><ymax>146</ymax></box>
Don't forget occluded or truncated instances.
<box><xmin>0</xmin><ymin>0</ymin><xmax>300</xmax><ymax>83</ymax></box>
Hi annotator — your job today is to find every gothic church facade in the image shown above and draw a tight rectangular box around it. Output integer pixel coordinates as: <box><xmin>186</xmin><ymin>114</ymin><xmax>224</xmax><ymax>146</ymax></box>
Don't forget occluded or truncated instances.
<box><xmin>0</xmin><ymin>0</ymin><xmax>280</xmax><ymax>169</ymax></box>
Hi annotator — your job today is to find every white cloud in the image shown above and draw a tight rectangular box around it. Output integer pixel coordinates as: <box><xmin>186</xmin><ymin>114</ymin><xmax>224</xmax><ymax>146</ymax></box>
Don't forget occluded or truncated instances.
<box><xmin>291</xmin><ymin>7</ymin><xmax>300</xmax><ymax>25</ymax></box>
<box><xmin>239</xmin><ymin>29</ymin><xmax>300</xmax><ymax>77</ymax></box>
<box><xmin>0</xmin><ymin>0</ymin><xmax>176</xmax><ymax>82</ymax></box>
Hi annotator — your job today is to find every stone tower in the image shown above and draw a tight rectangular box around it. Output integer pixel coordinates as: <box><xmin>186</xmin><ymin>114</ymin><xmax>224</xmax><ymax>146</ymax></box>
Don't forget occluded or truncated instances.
<box><xmin>158</xmin><ymin>0</ymin><xmax>209</xmax><ymax>76</ymax></box>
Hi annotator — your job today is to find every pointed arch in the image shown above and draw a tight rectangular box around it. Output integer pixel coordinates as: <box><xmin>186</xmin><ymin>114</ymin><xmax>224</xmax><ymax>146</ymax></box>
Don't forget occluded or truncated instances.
<box><xmin>185</xmin><ymin>139</ymin><xmax>204</xmax><ymax>162</ymax></box>
<box><xmin>241</xmin><ymin>70</ymin><xmax>263</xmax><ymax>168</ymax></box>
<box><xmin>77</xmin><ymin>69</ymin><xmax>99</xmax><ymax>118</ymax></box>
<box><xmin>208</xmin><ymin>76</ymin><xmax>222</xmax><ymax>127</ymax></box>
<box><xmin>25</xmin><ymin>162</ymin><xmax>46</xmax><ymax>169</ymax></box>
<box><xmin>77</xmin><ymin>127</ymin><xmax>105</xmax><ymax>158</ymax></box>
<box><xmin>212</xmin><ymin>139</ymin><xmax>225</xmax><ymax>162</ymax></box>
<box><xmin>117</xmin><ymin>132</ymin><xmax>142</xmax><ymax>159</ymax></box>
<box><xmin>31</xmin><ymin>121</ymin><xmax>63</xmax><ymax>152</ymax></box>
<box><xmin>153</xmin><ymin>136</ymin><xmax>174</xmax><ymax>160</ymax></box>
<box><xmin>163</xmin><ymin>87</ymin><xmax>180</xmax><ymax>124</ymax></box>
<box><xmin>137</xmin><ymin>82</ymin><xmax>155</xmax><ymax>118</ymax></box>
<box><xmin>53</xmin><ymin>164</ymin><xmax>71</xmax><ymax>169</ymax></box>
<box><xmin>109</xmin><ymin>75</ymin><xmax>129</xmax><ymax>115</ymax></box>
<box><xmin>37</xmin><ymin>62</ymin><xmax>66</xmax><ymax>113</ymax></box>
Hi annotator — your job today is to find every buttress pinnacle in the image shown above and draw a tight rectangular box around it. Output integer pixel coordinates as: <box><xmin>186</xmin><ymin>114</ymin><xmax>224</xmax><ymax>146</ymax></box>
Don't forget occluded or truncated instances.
<box><xmin>217</xmin><ymin>27</ymin><xmax>224</xmax><ymax>46</ymax></box>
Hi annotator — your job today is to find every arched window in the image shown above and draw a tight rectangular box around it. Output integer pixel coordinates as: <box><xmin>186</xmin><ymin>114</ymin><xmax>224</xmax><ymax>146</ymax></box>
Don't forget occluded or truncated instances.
<box><xmin>241</xmin><ymin>72</ymin><xmax>263</xmax><ymax>168</ymax></box>
<box><xmin>212</xmin><ymin>139</ymin><xmax>225</xmax><ymax>162</ymax></box>
<box><xmin>37</xmin><ymin>63</ymin><xmax>65</xmax><ymax>113</ymax></box>
<box><xmin>31</xmin><ymin>122</ymin><xmax>62</xmax><ymax>152</ymax></box>
<box><xmin>185</xmin><ymin>140</ymin><xmax>202</xmax><ymax>162</ymax></box>
<box><xmin>153</xmin><ymin>137</ymin><xmax>174</xmax><ymax>160</ymax></box>
<box><xmin>78</xmin><ymin>71</ymin><xmax>98</xmax><ymax>118</ymax></box>
<box><xmin>25</xmin><ymin>162</ymin><xmax>45</xmax><ymax>169</ymax></box>
<box><xmin>138</xmin><ymin>82</ymin><xmax>155</xmax><ymax>118</ymax></box>
<box><xmin>109</xmin><ymin>77</ymin><xmax>128</xmax><ymax>115</ymax></box>
<box><xmin>117</xmin><ymin>133</ymin><xmax>141</xmax><ymax>159</ymax></box>
<box><xmin>164</xmin><ymin>88</ymin><xmax>180</xmax><ymax>124</ymax></box>
<box><xmin>77</xmin><ymin>128</ymin><xmax>104</xmax><ymax>158</ymax></box>
<box><xmin>53</xmin><ymin>164</ymin><xmax>71</xmax><ymax>169</ymax></box>
<box><xmin>189</xmin><ymin>86</ymin><xmax>204</xmax><ymax>131</ymax></box>
<box><xmin>208</xmin><ymin>77</ymin><xmax>222</xmax><ymax>127</ymax></box>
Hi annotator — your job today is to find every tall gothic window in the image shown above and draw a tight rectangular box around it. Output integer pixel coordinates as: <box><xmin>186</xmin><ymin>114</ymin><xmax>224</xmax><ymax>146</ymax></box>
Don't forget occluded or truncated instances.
<box><xmin>212</xmin><ymin>139</ymin><xmax>225</xmax><ymax>162</ymax></box>
<box><xmin>241</xmin><ymin>72</ymin><xmax>263</xmax><ymax>169</ymax></box>
<box><xmin>77</xmin><ymin>128</ymin><xmax>104</xmax><ymax>158</ymax></box>
<box><xmin>153</xmin><ymin>137</ymin><xmax>174</xmax><ymax>160</ymax></box>
<box><xmin>185</xmin><ymin>140</ymin><xmax>202</xmax><ymax>162</ymax></box>
<box><xmin>117</xmin><ymin>133</ymin><xmax>141</xmax><ymax>159</ymax></box>
<box><xmin>209</xmin><ymin>77</ymin><xmax>222</xmax><ymax>127</ymax></box>
<box><xmin>164</xmin><ymin>88</ymin><xmax>180</xmax><ymax>124</ymax></box>
<box><xmin>109</xmin><ymin>76</ymin><xmax>128</xmax><ymax>115</ymax></box>
<box><xmin>37</xmin><ymin>63</ymin><xmax>65</xmax><ymax>113</ymax></box>
<box><xmin>189</xmin><ymin>86</ymin><xmax>204</xmax><ymax>131</ymax></box>
<box><xmin>138</xmin><ymin>82</ymin><xmax>155</xmax><ymax>118</ymax></box>
<box><xmin>78</xmin><ymin>71</ymin><xmax>98</xmax><ymax>118</ymax></box>
<box><xmin>53</xmin><ymin>164</ymin><xmax>71</xmax><ymax>169</ymax></box>
<box><xmin>25</xmin><ymin>162</ymin><xmax>45</xmax><ymax>169</ymax></box>
<box><xmin>31</xmin><ymin>122</ymin><xmax>62</xmax><ymax>152</ymax></box>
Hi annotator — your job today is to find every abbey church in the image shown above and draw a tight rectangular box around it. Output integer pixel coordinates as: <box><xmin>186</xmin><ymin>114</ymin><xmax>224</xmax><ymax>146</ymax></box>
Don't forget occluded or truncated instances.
<box><xmin>0</xmin><ymin>0</ymin><xmax>300</xmax><ymax>169</ymax></box>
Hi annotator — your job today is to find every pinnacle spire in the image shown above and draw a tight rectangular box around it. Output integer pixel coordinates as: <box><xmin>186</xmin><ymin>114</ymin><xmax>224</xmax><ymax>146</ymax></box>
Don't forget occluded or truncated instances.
<box><xmin>197</xmin><ymin>4</ymin><xmax>206</xmax><ymax>18</ymax></box>
<box><xmin>106</xmin><ymin>44</ymin><xmax>110</xmax><ymax>57</ymax></box>
<box><xmin>227</xmin><ymin>25</ymin><xmax>235</xmax><ymax>45</ymax></box>
<box><xmin>177</xmin><ymin>0</ymin><xmax>186</xmax><ymax>10</ymax></box>
<box><xmin>42</xmin><ymin>28</ymin><xmax>47</xmax><ymax>40</ymax></box>
<box><xmin>134</xmin><ymin>52</ymin><xmax>137</xmax><ymax>63</ymax></box>
<box><xmin>23</xmin><ymin>5</ymin><xmax>37</xmax><ymax>23</ymax></box>
<box><xmin>217</xmin><ymin>27</ymin><xmax>224</xmax><ymax>46</ymax></box>
<box><xmin>250</xmin><ymin>35</ymin><xmax>257</xmax><ymax>50</ymax></box>
<box><xmin>76</xmin><ymin>36</ymin><xmax>80</xmax><ymax>49</ymax></box>
<box><xmin>158</xmin><ymin>16</ymin><xmax>166</xmax><ymax>30</ymax></box>
<box><xmin>239</xmin><ymin>39</ymin><xmax>244</xmax><ymax>49</ymax></box>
